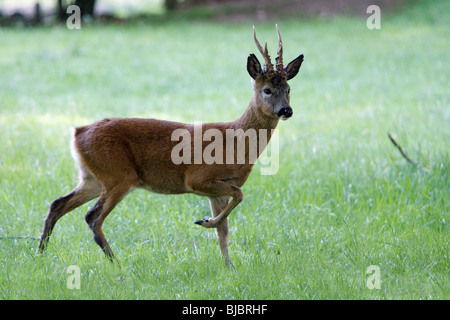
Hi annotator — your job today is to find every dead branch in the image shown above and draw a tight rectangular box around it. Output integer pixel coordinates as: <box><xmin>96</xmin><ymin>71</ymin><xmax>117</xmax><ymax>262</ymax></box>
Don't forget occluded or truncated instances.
<box><xmin>387</xmin><ymin>132</ymin><xmax>418</xmax><ymax>167</ymax></box>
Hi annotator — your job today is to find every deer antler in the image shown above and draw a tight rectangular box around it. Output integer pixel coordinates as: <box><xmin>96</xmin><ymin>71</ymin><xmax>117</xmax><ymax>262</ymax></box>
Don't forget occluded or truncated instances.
<box><xmin>253</xmin><ymin>25</ymin><xmax>274</xmax><ymax>72</ymax></box>
<box><xmin>275</xmin><ymin>24</ymin><xmax>284</xmax><ymax>74</ymax></box>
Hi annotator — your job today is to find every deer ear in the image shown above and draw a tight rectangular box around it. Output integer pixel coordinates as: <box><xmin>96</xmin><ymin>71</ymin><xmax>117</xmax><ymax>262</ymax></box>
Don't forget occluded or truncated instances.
<box><xmin>284</xmin><ymin>54</ymin><xmax>304</xmax><ymax>80</ymax></box>
<box><xmin>247</xmin><ymin>54</ymin><xmax>262</xmax><ymax>79</ymax></box>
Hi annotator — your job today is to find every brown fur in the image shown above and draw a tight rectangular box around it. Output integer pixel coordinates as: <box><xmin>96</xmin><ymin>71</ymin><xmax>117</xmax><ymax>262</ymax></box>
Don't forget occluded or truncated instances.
<box><xmin>38</xmin><ymin>26</ymin><xmax>304</xmax><ymax>266</ymax></box>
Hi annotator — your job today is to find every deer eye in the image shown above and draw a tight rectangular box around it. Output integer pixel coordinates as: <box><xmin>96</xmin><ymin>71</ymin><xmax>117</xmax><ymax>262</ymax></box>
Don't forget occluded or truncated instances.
<box><xmin>263</xmin><ymin>89</ymin><xmax>272</xmax><ymax>95</ymax></box>
<box><xmin>288</xmin><ymin>89</ymin><xmax>291</xmax><ymax>94</ymax></box>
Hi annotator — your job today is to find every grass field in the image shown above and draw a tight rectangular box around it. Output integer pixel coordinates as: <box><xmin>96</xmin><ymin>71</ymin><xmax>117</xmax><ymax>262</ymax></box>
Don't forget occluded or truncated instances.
<box><xmin>0</xmin><ymin>0</ymin><xmax>448</xmax><ymax>300</ymax></box>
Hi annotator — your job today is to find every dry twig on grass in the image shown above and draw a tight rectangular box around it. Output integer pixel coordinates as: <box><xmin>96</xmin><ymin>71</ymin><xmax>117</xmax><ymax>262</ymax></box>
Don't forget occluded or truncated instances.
<box><xmin>387</xmin><ymin>132</ymin><xmax>418</xmax><ymax>167</ymax></box>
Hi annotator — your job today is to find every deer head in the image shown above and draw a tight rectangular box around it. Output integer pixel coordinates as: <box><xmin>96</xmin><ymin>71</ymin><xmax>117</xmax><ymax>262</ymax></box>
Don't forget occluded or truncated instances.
<box><xmin>247</xmin><ymin>25</ymin><xmax>304</xmax><ymax>120</ymax></box>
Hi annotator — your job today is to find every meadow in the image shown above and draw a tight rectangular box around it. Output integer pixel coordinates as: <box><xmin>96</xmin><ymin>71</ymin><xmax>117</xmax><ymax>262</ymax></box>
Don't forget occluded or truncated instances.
<box><xmin>0</xmin><ymin>0</ymin><xmax>448</xmax><ymax>299</ymax></box>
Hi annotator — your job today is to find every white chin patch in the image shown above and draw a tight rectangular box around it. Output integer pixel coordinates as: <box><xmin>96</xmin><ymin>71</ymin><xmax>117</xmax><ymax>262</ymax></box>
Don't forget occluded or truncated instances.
<box><xmin>280</xmin><ymin>115</ymin><xmax>289</xmax><ymax>121</ymax></box>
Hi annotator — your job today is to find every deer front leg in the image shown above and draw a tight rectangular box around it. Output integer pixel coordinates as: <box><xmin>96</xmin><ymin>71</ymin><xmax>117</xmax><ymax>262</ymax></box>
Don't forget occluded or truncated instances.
<box><xmin>194</xmin><ymin>195</ymin><xmax>241</xmax><ymax>228</ymax></box>
<box><xmin>207</xmin><ymin>196</ymin><xmax>232</xmax><ymax>266</ymax></box>
<box><xmin>187</xmin><ymin>178</ymin><xmax>243</xmax><ymax>229</ymax></box>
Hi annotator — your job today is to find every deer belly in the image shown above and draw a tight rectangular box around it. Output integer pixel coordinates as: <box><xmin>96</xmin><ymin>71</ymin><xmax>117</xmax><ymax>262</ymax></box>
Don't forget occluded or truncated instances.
<box><xmin>139</xmin><ymin>167</ymin><xmax>188</xmax><ymax>195</ymax></box>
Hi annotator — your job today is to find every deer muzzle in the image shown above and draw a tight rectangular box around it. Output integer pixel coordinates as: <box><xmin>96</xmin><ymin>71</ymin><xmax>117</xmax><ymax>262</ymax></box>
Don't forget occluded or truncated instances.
<box><xmin>277</xmin><ymin>106</ymin><xmax>293</xmax><ymax>120</ymax></box>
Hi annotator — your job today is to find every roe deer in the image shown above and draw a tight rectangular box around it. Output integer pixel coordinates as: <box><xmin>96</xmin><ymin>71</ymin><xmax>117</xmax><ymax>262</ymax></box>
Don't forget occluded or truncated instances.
<box><xmin>38</xmin><ymin>25</ymin><xmax>304</xmax><ymax>266</ymax></box>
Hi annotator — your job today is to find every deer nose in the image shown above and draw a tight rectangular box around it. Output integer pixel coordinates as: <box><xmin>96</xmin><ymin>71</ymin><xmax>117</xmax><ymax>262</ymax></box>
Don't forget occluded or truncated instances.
<box><xmin>277</xmin><ymin>107</ymin><xmax>293</xmax><ymax>119</ymax></box>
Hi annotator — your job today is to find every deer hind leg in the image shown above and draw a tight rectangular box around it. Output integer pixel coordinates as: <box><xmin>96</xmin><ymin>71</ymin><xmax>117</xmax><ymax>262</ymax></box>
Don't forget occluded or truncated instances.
<box><xmin>84</xmin><ymin>182</ymin><xmax>135</xmax><ymax>262</ymax></box>
<box><xmin>208</xmin><ymin>196</ymin><xmax>232</xmax><ymax>267</ymax></box>
<box><xmin>38</xmin><ymin>174</ymin><xmax>102</xmax><ymax>253</ymax></box>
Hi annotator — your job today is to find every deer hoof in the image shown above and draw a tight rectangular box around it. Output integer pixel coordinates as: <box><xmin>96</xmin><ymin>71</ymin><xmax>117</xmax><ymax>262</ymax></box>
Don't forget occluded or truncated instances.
<box><xmin>194</xmin><ymin>217</ymin><xmax>214</xmax><ymax>228</ymax></box>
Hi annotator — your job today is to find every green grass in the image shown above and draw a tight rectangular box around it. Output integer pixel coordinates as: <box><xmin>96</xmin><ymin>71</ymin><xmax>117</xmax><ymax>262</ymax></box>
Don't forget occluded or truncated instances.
<box><xmin>0</xmin><ymin>0</ymin><xmax>448</xmax><ymax>299</ymax></box>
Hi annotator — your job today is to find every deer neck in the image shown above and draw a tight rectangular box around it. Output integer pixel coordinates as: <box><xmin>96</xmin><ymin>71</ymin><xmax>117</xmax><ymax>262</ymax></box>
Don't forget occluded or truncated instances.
<box><xmin>228</xmin><ymin>95</ymin><xmax>279</xmax><ymax>159</ymax></box>
<box><xmin>232</xmin><ymin>95</ymin><xmax>279</xmax><ymax>133</ymax></box>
